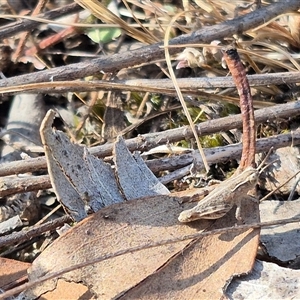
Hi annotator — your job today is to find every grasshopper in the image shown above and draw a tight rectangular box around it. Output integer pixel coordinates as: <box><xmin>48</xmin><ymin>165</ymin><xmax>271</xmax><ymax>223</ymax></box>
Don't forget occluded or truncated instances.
<box><xmin>178</xmin><ymin>47</ymin><xmax>270</xmax><ymax>224</ymax></box>
<box><xmin>178</xmin><ymin>155</ymin><xmax>272</xmax><ymax>223</ymax></box>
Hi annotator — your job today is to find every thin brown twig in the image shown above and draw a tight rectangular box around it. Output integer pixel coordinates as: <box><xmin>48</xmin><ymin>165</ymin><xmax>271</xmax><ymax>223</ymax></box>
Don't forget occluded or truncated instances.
<box><xmin>0</xmin><ymin>71</ymin><xmax>299</xmax><ymax>102</ymax></box>
<box><xmin>223</xmin><ymin>47</ymin><xmax>256</xmax><ymax>169</ymax></box>
<box><xmin>0</xmin><ymin>215</ymin><xmax>71</xmax><ymax>248</ymax></box>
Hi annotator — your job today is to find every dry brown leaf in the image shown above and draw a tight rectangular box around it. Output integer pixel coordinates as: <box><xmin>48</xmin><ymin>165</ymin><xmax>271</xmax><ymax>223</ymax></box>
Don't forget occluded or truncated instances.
<box><xmin>19</xmin><ymin>195</ymin><xmax>211</xmax><ymax>299</ymax></box>
<box><xmin>40</xmin><ymin>110</ymin><xmax>123</xmax><ymax>221</ymax></box>
<box><xmin>119</xmin><ymin>197</ymin><xmax>260</xmax><ymax>299</ymax></box>
<box><xmin>0</xmin><ymin>258</ymin><xmax>29</xmax><ymax>292</ymax></box>
<box><xmin>19</xmin><ymin>193</ymin><xmax>259</xmax><ymax>299</ymax></box>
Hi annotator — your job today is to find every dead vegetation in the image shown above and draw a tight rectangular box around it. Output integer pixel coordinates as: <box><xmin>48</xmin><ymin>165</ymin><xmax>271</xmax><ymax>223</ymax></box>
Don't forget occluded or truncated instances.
<box><xmin>0</xmin><ymin>0</ymin><xmax>300</xmax><ymax>299</ymax></box>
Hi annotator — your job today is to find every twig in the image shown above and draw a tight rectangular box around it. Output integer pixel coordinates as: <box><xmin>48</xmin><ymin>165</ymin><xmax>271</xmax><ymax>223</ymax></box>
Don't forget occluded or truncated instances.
<box><xmin>0</xmin><ymin>101</ymin><xmax>300</xmax><ymax>177</ymax></box>
<box><xmin>0</xmin><ymin>72</ymin><xmax>299</xmax><ymax>99</ymax></box>
<box><xmin>159</xmin><ymin>130</ymin><xmax>300</xmax><ymax>184</ymax></box>
<box><xmin>0</xmin><ymin>1</ymin><xmax>298</xmax><ymax>87</ymax></box>
<box><xmin>0</xmin><ymin>175</ymin><xmax>50</xmax><ymax>197</ymax></box>
<box><xmin>223</xmin><ymin>47</ymin><xmax>256</xmax><ymax>169</ymax></box>
<box><xmin>0</xmin><ymin>215</ymin><xmax>71</xmax><ymax>248</ymax></box>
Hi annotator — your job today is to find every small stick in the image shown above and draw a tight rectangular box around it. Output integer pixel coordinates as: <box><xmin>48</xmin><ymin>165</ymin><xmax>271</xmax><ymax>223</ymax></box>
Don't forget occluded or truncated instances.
<box><xmin>223</xmin><ymin>47</ymin><xmax>256</xmax><ymax>169</ymax></box>
<box><xmin>0</xmin><ymin>215</ymin><xmax>71</xmax><ymax>248</ymax></box>
<box><xmin>12</xmin><ymin>0</ymin><xmax>48</xmax><ymax>61</ymax></box>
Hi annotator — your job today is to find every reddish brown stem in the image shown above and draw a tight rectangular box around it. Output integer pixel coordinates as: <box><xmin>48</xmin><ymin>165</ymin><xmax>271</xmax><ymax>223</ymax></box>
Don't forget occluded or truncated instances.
<box><xmin>12</xmin><ymin>0</ymin><xmax>48</xmax><ymax>61</ymax></box>
<box><xmin>25</xmin><ymin>25</ymin><xmax>77</xmax><ymax>57</ymax></box>
<box><xmin>223</xmin><ymin>47</ymin><xmax>256</xmax><ymax>170</ymax></box>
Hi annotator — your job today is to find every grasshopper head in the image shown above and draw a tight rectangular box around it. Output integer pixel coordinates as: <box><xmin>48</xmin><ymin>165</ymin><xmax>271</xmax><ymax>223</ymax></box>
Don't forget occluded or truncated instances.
<box><xmin>247</xmin><ymin>167</ymin><xmax>259</xmax><ymax>184</ymax></box>
<box><xmin>178</xmin><ymin>204</ymin><xmax>231</xmax><ymax>223</ymax></box>
<box><xmin>248</xmin><ymin>168</ymin><xmax>259</xmax><ymax>185</ymax></box>
<box><xmin>178</xmin><ymin>210</ymin><xmax>195</xmax><ymax>223</ymax></box>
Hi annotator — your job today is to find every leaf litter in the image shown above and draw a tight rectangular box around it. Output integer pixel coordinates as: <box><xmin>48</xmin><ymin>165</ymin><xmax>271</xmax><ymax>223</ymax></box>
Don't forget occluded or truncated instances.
<box><xmin>0</xmin><ymin>1</ymin><xmax>298</xmax><ymax>299</ymax></box>
<box><xmin>16</xmin><ymin>107</ymin><xmax>260</xmax><ymax>299</ymax></box>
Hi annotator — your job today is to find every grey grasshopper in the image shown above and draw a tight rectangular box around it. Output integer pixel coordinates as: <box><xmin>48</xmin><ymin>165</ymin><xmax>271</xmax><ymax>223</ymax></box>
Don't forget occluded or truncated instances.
<box><xmin>178</xmin><ymin>157</ymin><xmax>272</xmax><ymax>223</ymax></box>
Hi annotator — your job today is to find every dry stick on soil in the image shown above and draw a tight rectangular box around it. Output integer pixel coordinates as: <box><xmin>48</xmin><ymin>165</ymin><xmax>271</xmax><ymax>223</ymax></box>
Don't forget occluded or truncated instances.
<box><xmin>0</xmin><ymin>101</ymin><xmax>300</xmax><ymax>178</ymax></box>
<box><xmin>0</xmin><ymin>71</ymin><xmax>299</xmax><ymax>100</ymax></box>
<box><xmin>0</xmin><ymin>1</ymin><xmax>299</xmax><ymax>86</ymax></box>
<box><xmin>1</xmin><ymin>215</ymin><xmax>300</xmax><ymax>300</ymax></box>
<box><xmin>0</xmin><ymin>175</ymin><xmax>51</xmax><ymax>197</ymax></box>
<box><xmin>0</xmin><ymin>215</ymin><xmax>71</xmax><ymax>248</ymax></box>
<box><xmin>1</xmin><ymin>130</ymin><xmax>300</xmax><ymax>197</ymax></box>
<box><xmin>0</xmin><ymin>80</ymin><xmax>272</xmax><ymax>108</ymax></box>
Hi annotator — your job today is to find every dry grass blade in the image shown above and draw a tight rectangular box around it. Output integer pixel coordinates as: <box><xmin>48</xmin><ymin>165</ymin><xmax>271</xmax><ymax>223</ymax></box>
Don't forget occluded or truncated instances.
<box><xmin>164</xmin><ymin>11</ymin><xmax>210</xmax><ymax>173</ymax></box>
<box><xmin>74</xmin><ymin>0</ymin><xmax>156</xmax><ymax>44</ymax></box>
